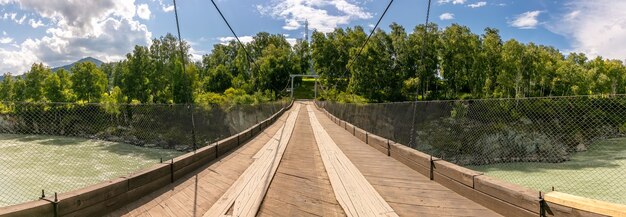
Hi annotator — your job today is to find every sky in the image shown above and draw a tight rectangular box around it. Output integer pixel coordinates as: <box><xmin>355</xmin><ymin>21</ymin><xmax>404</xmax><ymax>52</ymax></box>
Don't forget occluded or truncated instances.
<box><xmin>0</xmin><ymin>0</ymin><xmax>625</xmax><ymax>75</ymax></box>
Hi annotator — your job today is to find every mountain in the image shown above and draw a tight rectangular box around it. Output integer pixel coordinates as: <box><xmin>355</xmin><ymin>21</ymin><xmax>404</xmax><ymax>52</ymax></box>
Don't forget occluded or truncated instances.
<box><xmin>52</xmin><ymin>57</ymin><xmax>104</xmax><ymax>72</ymax></box>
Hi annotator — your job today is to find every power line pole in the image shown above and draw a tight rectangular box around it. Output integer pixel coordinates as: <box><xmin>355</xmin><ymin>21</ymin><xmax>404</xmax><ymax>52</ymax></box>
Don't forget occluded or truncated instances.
<box><xmin>304</xmin><ymin>19</ymin><xmax>318</xmax><ymax>98</ymax></box>
<box><xmin>304</xmin><ymin>19</ymin><xmax>309</xmax><ymax>43</ymax></box>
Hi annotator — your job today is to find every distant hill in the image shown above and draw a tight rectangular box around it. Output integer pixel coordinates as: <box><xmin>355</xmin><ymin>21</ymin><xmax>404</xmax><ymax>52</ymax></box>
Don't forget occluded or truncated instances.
<box><xmin>0</xmin><ymin>57</ymin><xmax>103</xmax><ymax>81</ymax></box>
<box><xmin>52</xmin><ymin>57</ymin><xmax>104</xmax><ymax>72</ymax></box>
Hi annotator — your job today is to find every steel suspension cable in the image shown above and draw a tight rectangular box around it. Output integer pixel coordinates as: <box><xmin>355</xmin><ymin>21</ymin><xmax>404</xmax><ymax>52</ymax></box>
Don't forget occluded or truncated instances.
<box><xmin>173</xmin><ymin>0</ymin><xmax>188</xmax><ymax>102</ymax></box>
<box><xmin>209</xmin><ymin>0</ymin><xmax>260</xmax><ymax>70</ymax></box>
<box><xmin>339</xmin><ymin>0</ymin><xmax>395</xmax><ymax>81</ymax></box>
<box><xmin>408</xmin><ymin>0</ymin><xmax>433</xmax><ymax>148</ymax></box>
<box><xmin>173</xmin><ymin>0</ymin><xmax>197</xmax><ymax>150</ymax></box>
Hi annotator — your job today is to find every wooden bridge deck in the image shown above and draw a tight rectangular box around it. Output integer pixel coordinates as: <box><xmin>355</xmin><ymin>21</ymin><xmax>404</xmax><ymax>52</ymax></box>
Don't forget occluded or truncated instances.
<box><xmin>109</xmin><ymin>101</ymin><xmax>501</xmax><ymax>217</ymax></box>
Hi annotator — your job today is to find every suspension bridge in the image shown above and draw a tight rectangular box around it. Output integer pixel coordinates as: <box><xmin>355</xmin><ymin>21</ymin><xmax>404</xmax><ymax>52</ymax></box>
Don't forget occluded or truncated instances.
<box><xmin>1</xmin><ymin>0</ymin><xmax>625</xmax><ymax>215</ymax></box>
<box><xmin>1</xmin><ymin>100</ymin><xmax>624</xmax><ymax>217</ymax></box>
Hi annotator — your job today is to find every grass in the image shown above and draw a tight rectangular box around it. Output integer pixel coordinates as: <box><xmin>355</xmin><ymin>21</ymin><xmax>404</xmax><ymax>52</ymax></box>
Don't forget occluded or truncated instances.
<box><xmin>0</xmin><ymin>134</ymin><xmax>182</xmax><ymax>207</ymax></box>
<box><xmin>470</xmin><ymin>138</ymin><xmax>626</xmax><ymax>204</ymax></box>
<box><xmin>292</xmin><ymin>78</ymin><xmax>317</xmax><ymax>99</ymax></box>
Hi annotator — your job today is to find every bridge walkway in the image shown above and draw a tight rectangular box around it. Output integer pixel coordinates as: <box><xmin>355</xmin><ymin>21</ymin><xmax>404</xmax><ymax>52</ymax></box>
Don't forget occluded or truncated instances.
<box><xmin>109</xmin><ymin>101</ymin><xmax>501</xmax><ymax>217</ymax></box>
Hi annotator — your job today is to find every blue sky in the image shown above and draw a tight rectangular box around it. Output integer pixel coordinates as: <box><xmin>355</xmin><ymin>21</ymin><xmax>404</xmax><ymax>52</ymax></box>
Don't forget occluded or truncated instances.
<box><xmin>1</xmin><ymin>0</ymin><xmax>625</xmax><ymax>75</ymax></box>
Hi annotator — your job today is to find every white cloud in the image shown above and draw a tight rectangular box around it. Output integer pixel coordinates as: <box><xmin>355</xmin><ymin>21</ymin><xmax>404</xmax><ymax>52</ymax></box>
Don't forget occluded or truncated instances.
<box><xmin>137</xmin><ymin>4</ymin><xmax>151</xmax><ymax>20</ymax></box>
<box><xmin>5</xmin><ymin>13</ymin><xmax>27</xmax><ymax>24</ymax></box>
<box><xmin>0</xmin><ymin>37</ymin><xmax>13</xmax><ymax>44</ymax></box>
<box><xmin>548</xmin><ymin>1</ymin><xmax>626</xmax><ymax>59</ymax></box>
<box><xmin>438</xmin><ymin>0</ymin><xmax>466</xmax><ymax>5</ymax></box>
<box><xmin>163</xmin><ymin>5</ymin><xmax>174</xmax><ymax>12</ymax></box>
<box><xmin>564</xmin><ymin>10</ymin><xmax>580</xmax><ymax>21</ymax></box>
<box><xmin>439</xmin><ymin>13</ymin><xmax>455</xmax><ymax>20</ymax></box>
<box><xmin>510</xmin><ymin>10</ymin><xmax>542</xmax><ymax>29</ymax></box>
<box><xmin>0</xmin><ymin>0</ymin><xmax>152</xmax><ymax>74</ymax></box>
<box><xmin>152</xmin><ymin>0</ymin><xmax>174</xmax><ymax>12</ymax></box>
<box><xmin>286</xmin><ymin>38</ymin><xmax>297</xmax><ymax>46</ymax></box>
<box><xmin>218</xmin><ymin>36</ymin><xmax>255</xmax><ymax>45</ymax></box>
<box><xmin>257</xmin><ymin>0</ymin><xmax>372</xmax><ymax>33</ymax></box>
<box><xmin>468</xmin><ymin>1</ymin><xmax>486</xmax><ymax>8</ymax></box>
<box><xmin>28</xmin><ymin>19</ymin><xmax>44</xmax><ymax>28</ymax></box>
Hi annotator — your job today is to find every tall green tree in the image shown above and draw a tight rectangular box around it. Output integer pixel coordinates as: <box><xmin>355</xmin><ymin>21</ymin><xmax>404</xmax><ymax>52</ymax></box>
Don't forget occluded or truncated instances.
<box><xmin>44</xmin><ymin>69</ymin><xmax>75</xmax><ymax>102</ymax></box>
<box><xmin>71</xmin><ymin>62</ymin><xmax>107</xmax><ymax>102</ymax></box>
<box><xmin>24</xmin><ymin>63</ymin><xmax>52</xmax><ymax>101</ymax></box>
<box><xmin>0</xmin><ymin>73</ymin><xmax>15</xmax><ymax>101</ymax></box>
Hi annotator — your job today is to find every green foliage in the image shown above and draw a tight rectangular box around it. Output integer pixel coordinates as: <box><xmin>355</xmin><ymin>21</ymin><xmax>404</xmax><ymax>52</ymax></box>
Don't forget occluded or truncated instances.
<box><xmin>44</xmin><ymin>69</ymin><xmax>75</xmax><ymax>102</ymax></box>
<box><xmin>101</xmin><ymin>86</ymin><xmax>127</xmax><ymax>115</ymax></box>
<box><xmin>24</xmin><ymin>63</ymin><xmax>52</xmax><ymax>101</ymax></box>
<box><xmin>0</xmin><ymin>73</ymin><xmax>16</xmax><ymax>101</ymax></box>
<box><xmin>71</xmin><ymin>62</ymin><xmax>108</xmax><ymax>102</ymax></box>
<box><xmin>5</xmin><ymin>23</ymin><xmax>626</xmax><ymax>105</ymax></box>
<box><xmin>203</xmin><ymin>65</ymin><xmax>233</xmax><ymax>93</ymax></box>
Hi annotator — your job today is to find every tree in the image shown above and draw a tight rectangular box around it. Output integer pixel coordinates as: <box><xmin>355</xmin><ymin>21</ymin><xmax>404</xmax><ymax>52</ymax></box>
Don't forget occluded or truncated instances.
<box><xmin>480</xmin><ymin>28</ymin><xmax>503</xmax><ymax>97</ymax></box>
<box><xmin>255</xmin><ymin>44</ymin><xmax>293</xmax><ymax>93</ymax></box>
<box><xmin>71</xmin><ymin>62</ymin><xmax>108</xmax><ymax>102</ymax></box>
<box><xmin>293</xmin><ymin>39</ymin><xmax>312</xmax><ymax>75</ymax></box>
<box><xmin>44</xmin><ymin>69</ymin><xmax>75</xmax><ymax>102</ymax></box>
<box><xmin>348</xmin><ymin>29</ymin><xmax>401</xmax><ymax>102</ymax></box>
<box><xmin>0</xmin><ymin>73</ymin><xmax>15</xmax><ymax>101</ymax></box>
<box><xmin>122</xmin><ymin>45</ymin><xmax>152</xmax><ymax>103</ymax></box>
<box><xmin>203</xmin><ymin>64</ymin><xmax>233</xmax><ymax>93</ymax></box>
<box><xmin>408</xmin><ymin>23</ymin><xmax>440</xmax><ymax>99</ymax></box>
<box><xmin>499</xmin><ymin>39</ymin><xmax>525</xmax><ymax>98</ymax></box>
<box><xmin>24</xmin><ymin>63</ymin><xmax>52</xmax><ymax>101</ymax></box>
<box><xmin>439</xmin><ymin>24</ymin><xmax>479</xmax><ymax>98</ymax></box>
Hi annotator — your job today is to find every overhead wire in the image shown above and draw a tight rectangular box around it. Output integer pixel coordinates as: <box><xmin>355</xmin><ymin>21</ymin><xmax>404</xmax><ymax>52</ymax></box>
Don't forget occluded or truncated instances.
<box><xmin>209</xmin><ymin>0</ymin><xmax>260</xmax><ymax>70</ymax></box>
<box><xmin>172</xmin><ymin>0</ymin><xmax>197</xmax><ymax>150</ymax></box>
<box><xmin>408</xmin><ymin>0</ymin><xmax>433</xmax><ymax>148</ymax></box>
<box><xmin>173</xmin><ymin>0</ymin><xmax>188</xmax><ymax>103</ymax></box>
<box><xmin>339</xmin><ymin>0</ymin><xmax>395</xmax><ymax>80</ymax></box>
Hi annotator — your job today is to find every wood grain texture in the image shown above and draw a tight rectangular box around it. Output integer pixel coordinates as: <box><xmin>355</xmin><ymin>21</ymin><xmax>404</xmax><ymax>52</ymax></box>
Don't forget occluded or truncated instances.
<box><xmin>545</xmin><ymin>192</ymin><xmax>625</xmax><ymax>217</ymax></box>
<box><xmin>257</xmin><ymin>103</ymin><xmax>345</xmax><ymax>217</ymax></box>
<box><xmin>312</xmin><ymin>105</ymin><xmax>502</xmax><ymax>217</ymax></box>
<box><xmin>203</xmin><ymin>104</ymin><xmax>301</xmax><ymax>217</ymax></box>
<box><xmin>105</xmin><ymin>106</ymin><xmax>292</xmax><ymax>217</ymax></box>
<box><xmin>307</xmin><ymin>104</ymin><xmax>398</xmax><ymax>217</ymax></box>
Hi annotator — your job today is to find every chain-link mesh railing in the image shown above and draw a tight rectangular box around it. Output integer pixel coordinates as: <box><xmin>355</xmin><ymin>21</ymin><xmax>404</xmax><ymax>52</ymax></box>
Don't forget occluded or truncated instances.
<box><xmin>317</xmin><ymin>95</ymin><xmax>626</xmax><ymax>204</ymax></box>
<box><xmin>0</xmin><ymin>101</ymin><xmax>286</xmax><ymax>207</ymax></box>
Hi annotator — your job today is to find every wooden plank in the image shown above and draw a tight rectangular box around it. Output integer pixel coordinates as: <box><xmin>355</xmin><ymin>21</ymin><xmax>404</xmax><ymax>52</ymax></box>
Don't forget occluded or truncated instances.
<box><xmin>57</xmin><ymin>177</ymin><xmax>129</xmax><ymax>216</ymax></box>
<box><xmin>106</xmin><ymin>105</ymin><xmax>291</xmax><ymax>217</ymax></box>
<box><xmin>124</xmin><ymin>175</ymin><xmax>172</xmax><ymax>206</ymax></box>
<box><xmin>313</xmin><ymin>107</ymin><xmax>503</xmax><ymax>217</ymax></box>
<box><xmin>544</xmin><ymin>192</ymin><xmax>625</xmax><ymax>217</ymax></box>
<box><xmin>0</xmin><ymin>200</ymin><xmax>54</xmax><ymax>217</ymax></box>
<box><xmin>432</xmin><ymin>160</ymin><xmax>482</xmax><ymax>188</ymax></box>
<box><xmin>544</xmin><ymin>202</ymin><xmax>610</xmax><ymax>217</ymax></box>
<box><xmin>473</xmin><ymin>175</ymin><xmax>540</xmax><ymax>214</ymax></box>
<box><xmin>173</xmin><ymin>153</ymin><xmax>218</xmax><ymax>181</ymax></box>
<box><xmin>172</xmin><ymin>151</ymin><xmax>197</xmax><ymax>171</ymax></box>
<box><xmin>307</xmin><ymin>105</ymin><xmax>398</xmax><ymax>217</ymax></box>
<box><xmin>195</xmin><ymin>145</ymin><xmax>218</xmax><ymax>161</ymax></box>
<box><xmin>216</xmin><ymin>135</ymin><xmax>239</xmax><ymax>156</ymax></box>
<box><xmin>204</xmin><ymin>104</ymin><xmax>301</xmax><ymax>217</ymax></box>
<box><xmin>388</xmin><ymin>149</ymin><xmax>430</xmax><ymax>177</ymax></box>
<box><xmin>345</xmin><ymin>123</ymin><xmax>354</xmax><ymax>135</ymax></box>
<box><xmin>257</xmin><ymin>105</ymin><xmax>345</xmax><ymax>216</ymax></box>
<box><xmin>367</xmin><ymin>134</ymin><xmax>389</xmax><ymax>155</ymax></box>
<box><xmin>354</xmin><ymin>128</ymin><xmax>367</xmax><ymax>144</ymax></box>
<box><xmin>62</xmin><ymin>192</ymin><xmax>129</xmax><ymax>217</ymax></box>
<box><xmin>388</xmin><ymin>143</ymin><xmax>431</xmax><ymax>168</ymax></box>
<box><xmin>126</xmin><ymin>163</ymin><xmax>170</xmax><ymax>190</ymax></box>
<box><xmin>432</xmin><ymin>171</ymin><xmax>535</xmax><ymax>217</ymax></box>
